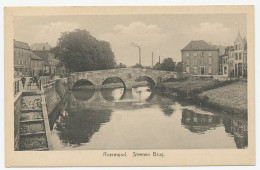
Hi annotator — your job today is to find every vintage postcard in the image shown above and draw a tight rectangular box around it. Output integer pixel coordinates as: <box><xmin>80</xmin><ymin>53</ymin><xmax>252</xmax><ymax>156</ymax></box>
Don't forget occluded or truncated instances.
<box><xmin>5</xmin><ymin>6</ymin><xmax>255</xmax><ymax>166</ymax></box>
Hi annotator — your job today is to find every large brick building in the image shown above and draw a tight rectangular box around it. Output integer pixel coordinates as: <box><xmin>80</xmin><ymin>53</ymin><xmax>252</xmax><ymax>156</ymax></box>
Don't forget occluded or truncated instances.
<box><xmin>181</xmin><ymin>40</ymin><xmax>220</xmax><ymax>75</ymax></box>
<box><xmin>14</xmin><ymin>40</ymin><xmax>32</xmax><ymax>77</ymax></box>
<box><xmin>14</xmin><ymin>40</ymin><xmax>45</xmax><ymax>77</ymax></box>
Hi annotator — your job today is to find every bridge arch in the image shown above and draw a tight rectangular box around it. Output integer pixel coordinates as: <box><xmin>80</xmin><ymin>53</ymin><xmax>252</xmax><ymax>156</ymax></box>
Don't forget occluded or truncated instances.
<box><xmin>72</xmin><ymin>79</ymin><xmax>95</xmax><ymax>90</ymax></box>
<box><xmin>135</xmin><ymin>76</ymin><xmax>156</xmax><ymax>88</ymax></box>
<box><xmin>101</xmin><ymin>76</ymin><xmax>127</xmax><ymax>89</ymax></box>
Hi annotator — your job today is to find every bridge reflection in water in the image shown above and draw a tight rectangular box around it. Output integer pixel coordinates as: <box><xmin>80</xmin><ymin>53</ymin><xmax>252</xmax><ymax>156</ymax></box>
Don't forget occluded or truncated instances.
<box><xmin>49</xmin><ymin>86</ymin><xmax>248</xmax><ymax>150</ymax></box>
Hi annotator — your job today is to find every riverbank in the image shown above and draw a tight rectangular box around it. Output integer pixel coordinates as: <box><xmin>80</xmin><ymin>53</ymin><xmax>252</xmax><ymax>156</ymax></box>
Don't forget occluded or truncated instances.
<box><xmin>198</xmin><ymin>81</ymin><xmax>247</xmax><ymax>116</ymax></box>
<box><xmin>156</xmin><ymin>78</ymin><xmax>247</xmax><ymax>117</ymax></box>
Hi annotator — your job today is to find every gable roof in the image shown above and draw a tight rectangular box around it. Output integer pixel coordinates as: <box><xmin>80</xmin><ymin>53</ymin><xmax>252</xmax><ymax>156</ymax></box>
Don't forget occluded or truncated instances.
<box><xmin>30</xmin><ymin>42</ymin><xmax>52</xmax><ymax>51</ymax></box>
<box><xmin>235</xmin><ymin>32</ymin><xmax>242</xmax><ymax>42</ymax></box>
<box><xmin>181</xmin><ymin>40</ymin><xmax>219</xmax><ymax>52</ymax></box>
<box><xmin>14</xmin><ymin>40</ymin><xmax>30</xmax><ymax>50</ymax></box>
<box><xmin>32</xmin><ymin>51</ymin><xmax>54</xmax><ymax>62</ymax></box>
<box><xmin>30</xmin><ymin>53</ymin><xmax>43</xmax><ymax>61</ymax></box>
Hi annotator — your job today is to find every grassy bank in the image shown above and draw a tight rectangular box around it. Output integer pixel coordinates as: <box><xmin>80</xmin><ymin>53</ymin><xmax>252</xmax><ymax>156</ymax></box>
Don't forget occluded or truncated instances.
<box><xmin>156</xmin><ymin>78</ymin><xmax>247</xmax><ymax>117</ymax></box>
<box><xmin>198</xmin><ymin>81</ymin><xmax>247</xmax><ymax>116</ymax></box>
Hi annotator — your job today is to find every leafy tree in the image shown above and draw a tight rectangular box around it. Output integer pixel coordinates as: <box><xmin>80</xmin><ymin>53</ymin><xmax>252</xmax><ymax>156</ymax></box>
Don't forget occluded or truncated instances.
<box><xmin>132</xmin><ymin>63</ymin><xmax>143</xmax><ymax>68</ymax></box>
<box><xmin>52</xmin><ymin>29</ymin><xmax>116</xmax><ymax>72</ymax></box>
<box><xmin>175</xmin><ymin>62</ymin><xmax>183</xmax><ymax>72</ymax></box>
<box><xmin>159</xmin><ymin>58</ymin><xmax>176</xmax><ymax>71</ymax></box>
<box><xmin>153</xmin><ymin>62</ymin><xmax>161</xmax><ymax>70</ymax></box>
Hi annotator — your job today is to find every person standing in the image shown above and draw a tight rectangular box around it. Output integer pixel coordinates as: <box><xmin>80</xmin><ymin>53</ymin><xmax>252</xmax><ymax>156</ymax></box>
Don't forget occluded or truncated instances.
<box><xmin>21</xmin><ymin>76</ymin><xmax>26</xmax><ymax>89</ymax></box>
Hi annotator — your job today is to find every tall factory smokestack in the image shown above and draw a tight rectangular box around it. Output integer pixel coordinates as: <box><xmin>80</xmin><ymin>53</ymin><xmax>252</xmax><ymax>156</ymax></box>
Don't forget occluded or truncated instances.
<box><xmin>152</xmin><ymin>52</ymin><xmax>154</xmax><ymax>67</ymax></box>
<box><xmin>131</xmin><ymin>43</ymin><xmax>141</xmax><ymax>65</ymax></box>
<box><xmin>138</xmin><ymin>46</ymin><xmax>141</xmax><ymax>65</ymax></box>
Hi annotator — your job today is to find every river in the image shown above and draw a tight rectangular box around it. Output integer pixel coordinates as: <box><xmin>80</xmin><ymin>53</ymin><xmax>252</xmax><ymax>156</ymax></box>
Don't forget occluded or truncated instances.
<box><xmin>48</xmin><ymin>86</ymin><xmax>248</xmax><ymax>150</ymax></box>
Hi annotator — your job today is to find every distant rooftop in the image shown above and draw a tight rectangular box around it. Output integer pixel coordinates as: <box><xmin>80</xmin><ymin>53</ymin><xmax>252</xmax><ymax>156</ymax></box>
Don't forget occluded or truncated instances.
<box><xmin>31</xmin><ymin>42</ymin><xmax>52</xmax><ymax>51</ymax></box>
<box><xmin>30</xmin><ymin>52</ymin><xmax>43</xmax><ymax>61</ymax></box>
<box><xmin>14</xmin><ymin>40</ymin><xmax>30</xmax><ymax>50</ymax></box>
<box><xmin>181</xmin><ymin>40</ymin><xmax>219</xmax><ymax>52</ymax></box>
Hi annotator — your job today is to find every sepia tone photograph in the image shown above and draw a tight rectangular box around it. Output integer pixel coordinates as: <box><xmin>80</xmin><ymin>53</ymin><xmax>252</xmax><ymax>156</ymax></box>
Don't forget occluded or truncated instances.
<box><xmin>5</xmin><ymin>6</ymin><xmax>255</xmax><ymax>166</ymax></box>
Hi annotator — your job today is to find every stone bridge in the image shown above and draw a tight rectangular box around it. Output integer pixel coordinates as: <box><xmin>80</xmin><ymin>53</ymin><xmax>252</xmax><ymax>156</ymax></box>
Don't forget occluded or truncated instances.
<box><xmin>68</xmin><ymin>67</ymin><xmax>178</xmax><ymax>89</ymax></box>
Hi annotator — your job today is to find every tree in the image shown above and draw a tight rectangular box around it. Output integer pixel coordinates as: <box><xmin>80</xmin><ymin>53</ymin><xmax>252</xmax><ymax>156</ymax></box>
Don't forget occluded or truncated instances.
<box><xmin>175</xmin><ymin>62</ymin><xmax>183</xmax><ymax>72</ymax></box>
<box><xmin>160</xmin><ymin>58</ymin><xmax>175</xmax><ymax>71</ymax></box>
<box><xmin>132</xmin><ymin>63</ymin><xmax>143</xmax><ymax>68</ymax></box>
<box><xmin>153</xmin><ymin>62</ymin><xmax>161</xmax><ymax>70</ymax></box>
<box><xmin>52</xmin><ymin>29</ymin><xmax>116</xmax><ymax>72</ymax></box>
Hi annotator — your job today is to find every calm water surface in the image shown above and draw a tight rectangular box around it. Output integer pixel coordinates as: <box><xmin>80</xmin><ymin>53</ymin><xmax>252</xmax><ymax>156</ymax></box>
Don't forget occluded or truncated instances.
<box><xmin>49</xmin><ymin>86</ymin><xmax>248</xmax><ymax>150</ymax></box>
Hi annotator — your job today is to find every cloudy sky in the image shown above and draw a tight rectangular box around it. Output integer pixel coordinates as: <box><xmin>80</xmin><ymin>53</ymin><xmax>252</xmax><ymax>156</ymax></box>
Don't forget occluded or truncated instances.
<box><xmin>14</xmin><ymin>14</ymin><xmax>246</xmax><ymax>66</ymax></box>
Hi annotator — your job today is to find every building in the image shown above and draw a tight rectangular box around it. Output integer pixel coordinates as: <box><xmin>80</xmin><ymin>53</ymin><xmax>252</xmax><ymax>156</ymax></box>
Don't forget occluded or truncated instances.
<box><xmin>30</xmin><ymin>53</ymin><xmax>44</xmax><ymax>77</ymax></box>
<box><xmin>14</xmin><ymin>40</ymin><xmax>32</xmax><ymax>77</ymax></box>
<box><xmin>31</xmin><ymin>43</ymin><xmax>60</xmax><ymax>75</ymax></box>
<box><xmin>31</xmin><ymin>42</ymin><xmax>52</xmax><ymax>51</ymax></box>
<box><xmin>220</xmin><ymin>32</ymin><xmax>247</xmax><ymax>78</ymax></box>
<box><xmin>233</xmin><ymin>32</ymin><xmax>247</xmax><ymax>78</ymax></box>
<box><xmin>181</xmin><ymin>40</ymin><xmax>220</xmax><ymax>75</ymax></box>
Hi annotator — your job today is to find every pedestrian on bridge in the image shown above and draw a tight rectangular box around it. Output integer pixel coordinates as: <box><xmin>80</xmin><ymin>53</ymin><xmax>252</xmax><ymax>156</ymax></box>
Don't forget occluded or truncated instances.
<box><xmin>21</xmin><ymin>76</ymin><xmax>26</xmax><ymax>89</ymax></box>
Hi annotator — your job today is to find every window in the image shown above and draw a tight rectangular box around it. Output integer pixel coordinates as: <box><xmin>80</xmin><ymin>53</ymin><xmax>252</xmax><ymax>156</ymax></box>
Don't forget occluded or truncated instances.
<box><xmin>194</xmin><ymin>58</ymin><xmax>197</xmax><ymax>65</ymax></box>
<box><xmin>208</xmin><ymin>67</ymin><xmax>212</xmax><ymax>74</ymax></box>
<box><xmin>186</xmin><ymin>59</ymin><xmax>189</xmax><ymax>65</ymax></box>
<box><xmin>194</xmin><ymin>53</ymin><xmax>198</xmax><ymax>57</ymax></box>
<box><xmin>235</xmin><ymin>53</ymin><xmax>238</xmax><ymax>60</ymax></box>
<box><xmin>239</xmin><ymin>44</ymin><xmax>242</xmax><ymax>50</ymax></box>
<box><xmin>208</xmin><ymin>52</ymin><xmax>212</xmax><ymax>57</ymax></box>
<box><xmin>209</xmin><ymin>58</ymin><xmax>212</xmax><ymax>65</ymax></box>
<box><xmin>194</xmin><ymin>67</ymin><xmax>198</xmax><ymax>74</ymax></box>
<box><xmin>186</xmin><ymin>66</ymin><xmax>190</xmax><ymax>73</ymax></box>
<box><xmin>186</xmin><ymin>53</ymin><xmax>190</xmax><ymax>57</ymax></box>
<box><xmin>200</xmin><ymin>52</ymin><xmax>204</xmax><ymax>57</ymax></box>
<box><xmin>239</xmin><ymin>53</ymin><xmax>242</xmax><ymax>60</ymax></box>
<box><xmin>200</xmin><ymin>59</ymin><xmax>204</xmax><ymax>65</ymax></box>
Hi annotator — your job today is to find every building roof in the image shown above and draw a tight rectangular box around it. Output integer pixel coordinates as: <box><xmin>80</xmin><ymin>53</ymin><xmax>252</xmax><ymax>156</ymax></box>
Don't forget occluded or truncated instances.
<box><xmin>181</xmin><ymin>40</ymin><xmax>219</xmax><ymax>52</ymax></box>
<box><xmin>14</xmin><ymin>40</ymin><xmax>30</xmax><ymax>50</ymax></box>
<box><xmin>30</xmin><ymin>42</ymin><xmax>52</xmax><ymax>51</ymax></box>
<box><xmin>32</xmin><ymin>51</ymin><xmax>53</xmax><ymax>62</ymax></box>
<box><xmin>212</xmin><ymin>45</ymin><xmax>227</xmax><ymax>56</ymax></box>
<box><xmin>30</xmin><ymin>53</ymin><xmax>43</xmax><ymax>61</ymax></box>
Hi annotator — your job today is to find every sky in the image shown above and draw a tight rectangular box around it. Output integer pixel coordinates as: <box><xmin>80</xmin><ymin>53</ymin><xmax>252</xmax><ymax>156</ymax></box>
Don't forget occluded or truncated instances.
<box><xmin>14</xmin><ymin>14</ymin><xmax>246</xmax><ymax>66</ymax></box>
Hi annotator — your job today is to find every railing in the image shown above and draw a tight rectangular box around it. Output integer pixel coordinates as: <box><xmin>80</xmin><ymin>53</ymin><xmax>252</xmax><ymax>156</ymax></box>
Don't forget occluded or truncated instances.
<box><xmin>14</xmin><ymin>76</ymin><xmax>54</xmax><ymax>96</ymax></box>
<box><xmin>14</xmin><ymin>80</ymin><xmax>20</xmax><ymax>96</ymax></box>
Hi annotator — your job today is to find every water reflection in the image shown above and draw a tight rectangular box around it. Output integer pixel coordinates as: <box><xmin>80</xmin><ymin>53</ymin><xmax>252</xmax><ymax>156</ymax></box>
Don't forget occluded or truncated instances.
<box><xmin>54</xmin><ymin>108</ymin><xmax>111</xmax><ymax>145</ymax></box>
<box><xmin>223</xmin><ymin>119</ymin><xmax>248</xmax><ymax>149</ymax></box>
<box><xmin>181</xmin><ymin>109</ymin><xmax>220</xmax><ymax>134</ymax></box>
<box><xmin>73</xmin><ymin>89</ymin><xmax>95</xmax><ymax>101</ymax></box>
<box><xmin>49</xmin><ymin>86</ymin><xmax>248</xmax><ymax>149</ymax></box>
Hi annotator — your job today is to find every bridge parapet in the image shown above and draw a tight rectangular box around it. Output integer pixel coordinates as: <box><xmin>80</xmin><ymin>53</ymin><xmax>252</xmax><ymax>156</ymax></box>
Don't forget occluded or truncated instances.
<box><xmin>69</xmin><ymin>68</ymin><xmax>178</xmax><ymax>89</ymax></box>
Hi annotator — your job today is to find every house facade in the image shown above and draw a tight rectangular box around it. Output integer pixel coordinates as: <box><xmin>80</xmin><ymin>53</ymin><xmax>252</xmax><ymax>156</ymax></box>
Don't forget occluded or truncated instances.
<box><xmin>233</xmin><ymin>32</ymin><xmax>247</xmax><ymax>78</ymax></box>
<box><xmin>220</xmin><ymin>32</ymin><xmax>247</xmax><ymax>78</ymax></box>
<box><xmin>181</xmin><ymin>40</ymin><xmax>220</xmax><ymax>75</ymax></box>
<box><xmin>30</xmin><ymin>53</ymin><xmax>44</xmax><ymax>77</ymax></box>
<box><xmin>14</xmin><ymin>40</ymin><xmax>32</xmax><ymax>77</ymax></box>
<box><xmin>32</xmin><ymin>43</ymin><xmax>60</xmax><ymax>75</ymax></box>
